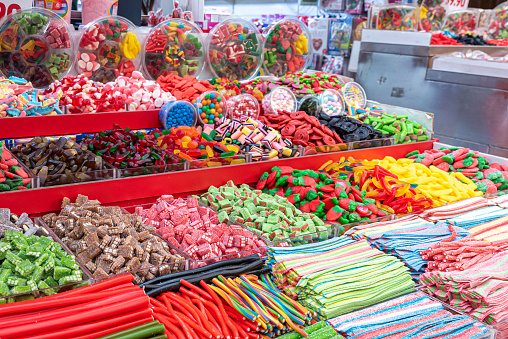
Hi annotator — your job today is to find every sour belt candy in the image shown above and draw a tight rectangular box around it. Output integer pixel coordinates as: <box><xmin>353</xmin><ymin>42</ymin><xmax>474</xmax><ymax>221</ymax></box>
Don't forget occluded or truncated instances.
<box><xmin>420</xmin><ymin>251</ymin><xmax>508</xmax><ymax>325</ymax></box>
<box><xmin>269</xmin><ymin>236</ymin><xmax>415</xmax><ymax>319</ymax></box>
<box><xmin>328</xmin><ymin>291</ymin><xmax>490</xmax><ymax>338</ymax></box>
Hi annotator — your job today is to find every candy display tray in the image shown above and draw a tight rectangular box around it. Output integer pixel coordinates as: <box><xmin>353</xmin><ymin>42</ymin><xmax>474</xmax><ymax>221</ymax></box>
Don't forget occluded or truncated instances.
<box><xmin>8</xmin><ymin>147</ymin><xmax>117</xmax><ymax>189</ymax></box>
<box><xmin>0</xmin><ymin>149</ymin><xmax>37</xmax><ymax>192</ymax></box>
<box><xmin>0</xmin><ymin>218</ymin><xmax>94</xmax><ymax>304</ymax></box>
<box><xmin>416</xmin><ymin>288</ymin><xmax>498</xmax><ymax>339</ymax></box>
<box><xmin>37</xmin><ymin>215</ymin><xmax>190</xmax><ymax>285</ymax></box>
<box><xmin>186</xmin><ymin>153</ymin><xmax>249</xmax><ymax>170</ymax></box>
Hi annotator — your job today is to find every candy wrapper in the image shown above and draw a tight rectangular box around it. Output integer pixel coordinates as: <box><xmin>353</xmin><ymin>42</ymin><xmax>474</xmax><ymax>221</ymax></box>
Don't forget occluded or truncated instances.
<box><xmin>81</xmin><ymin>0</ymin><xmax>118</xmax><ymax>25</ymax></box>
<box><xmin>328</xmin><ymin>15</ymin><xmax>353</xmax><ymax>57</ymax></box>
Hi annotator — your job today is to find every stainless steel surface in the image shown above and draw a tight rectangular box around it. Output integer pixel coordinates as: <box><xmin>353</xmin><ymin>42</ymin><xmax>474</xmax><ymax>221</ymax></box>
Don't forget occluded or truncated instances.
<box><xmin>356</xmin><ymin>43</ymin><xmax>508</xmax><ymax>154</ymax></box>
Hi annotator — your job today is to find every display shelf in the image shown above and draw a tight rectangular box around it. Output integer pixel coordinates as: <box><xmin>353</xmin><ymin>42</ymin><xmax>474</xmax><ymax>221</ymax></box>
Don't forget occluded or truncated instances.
<box><xmin>0</xmin><ymin>110</ymin><xmax>161</xmax><ymax>139</ymax></box>
<box><xmin>0</xmin><ymin>140</ymin><xmax>435</xmax><ymax>216</ymax></box>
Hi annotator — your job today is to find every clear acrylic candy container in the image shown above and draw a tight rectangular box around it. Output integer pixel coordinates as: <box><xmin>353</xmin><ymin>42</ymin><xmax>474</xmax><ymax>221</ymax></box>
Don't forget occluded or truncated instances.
<box><xmin>262</xmin><ymin>18</ymin><xmax>312</xmax><ymax>77</ymax></box>
<box><xmin>442</xmin><ymin>9</ymin><xmax>479</xmax><ymax>35</ymax></box>
<box><xmin>226</xmin><ymin>93</ymin><xmax>260</xmax><ymax>119</ymax></box>
<box><xmin>320</xmin><ymin>89</ymin><xmax>345</xmax><ymax>116</ymax></box>
<box><xmin>342</xmin><ymin>82</ymin><xmax>367</xmax><ymax>109</ymax></box>
<box><xmin>488</xmin><ymin>1</ymin><xmax>508</xmax><ymax>39</ymax></box>
<box><xmin>298</xmin><ymin>95</ymin><xmax>321</xmax><ymax>116</ymax></box>
<box><xmin>419</xmin><ymin>0</ymin><xmax>447</xmax><ymax>32</ymax></box>
<box><xmin>206</xmin><ymin>18</ymin><xmax>263</xmax><ymax>81</ymax></box>
<box><xmin>159</xmin><ymin>100</ymin><xmax>197</xmax><ymax>129</ymax></box>
<box><xmin>76</xmin><ymin>16</ymin><xmax>141</xmax><ymax>83</ymax></box>
<box><xmin>0</xmin><ymin>8</ymin><xmax>75</xmax><ymax>88</ymax></box>
<box><xmin>261</xmin><ymin>86</ymin><xmax>297</xmax><ymax>115</ymax></box>
<box><xmin>143</xmin><ymin>18</ymin><xmax>205</xmax><ymax>81</ymax></box>
<box><xmin>194</xmin><ymin>91</ymin><xmax>227</xmax><ymax>125</ymax></box>
<box><xmin>376</xmin><ymin>5</ymin><xmax>418</xmax><ymax>31</ymax></box>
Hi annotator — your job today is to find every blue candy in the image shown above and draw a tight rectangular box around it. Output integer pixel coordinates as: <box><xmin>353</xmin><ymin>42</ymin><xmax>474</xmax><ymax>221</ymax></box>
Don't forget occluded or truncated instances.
<box><xmin>159</xmin><ymin>101</ymin><xmax>196</xmax><ymax>129</ymax></box>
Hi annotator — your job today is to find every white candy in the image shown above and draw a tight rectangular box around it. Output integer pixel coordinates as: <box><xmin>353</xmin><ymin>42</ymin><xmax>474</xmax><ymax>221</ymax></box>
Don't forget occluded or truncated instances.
<box><xmin>78</xmin><ymin>60</ymin><xmax>86</xmax><ymax>69</ymax></box>
<box><xmin>154</xmin><ymin>98</ymin><xmax>164</xmax><ymax>107</ymax></box>
<box><xmin>81</xmin><ymin>53</ymin><xmax>90</xmax><ymax>62</ymax></box>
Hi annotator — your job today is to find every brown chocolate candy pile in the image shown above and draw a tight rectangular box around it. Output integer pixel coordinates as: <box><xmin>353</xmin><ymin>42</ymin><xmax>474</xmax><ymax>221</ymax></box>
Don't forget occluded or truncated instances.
<box><xmin>42</xmin><ymin>195</ymin><xmax>185</xmax><ymax>283</ymax></box>
<box><xmin>259</xmin><ymin>110</ymin><xmax>343</xmax><ymax>147</ymax></box>
<box><xmin>11</xmin><ymin>137</ymin><xmax>114</xmax><ymax>187</ymax></box>
<box><xmin>0</xmin><ymin>208</ymin><xmax>42</xmax><ymax>237</ymax></box>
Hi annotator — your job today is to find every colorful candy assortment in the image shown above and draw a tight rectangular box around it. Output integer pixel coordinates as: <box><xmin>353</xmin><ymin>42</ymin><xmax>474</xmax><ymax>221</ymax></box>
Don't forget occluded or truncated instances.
<box><xmin>11</xmin><ymin>136</ymin><xmax>114</xmax><ymax>187</ymax></box>
<box><xmin>442</xmin><ymin>10</ymin><xmax>478</xmax><ymax>35</ymax></box>
<box><xmin>135</xmin><ymin>195</ymin><xmax>267</xmax><ymax>264</ymax></box>
<box><xmin>0</xmin><ymin>77</ymin><xmax>62</xmax><ymax>117</ymax></box>
<box><xmin>0</xmin><ymin>9</ymin><xmax>74</xmax><ymax>88</ymax></box>
<box><xmin>489</xmin><ymin>2</ymin><xmax>508</xmax><ymax>39</ymax></box>
<box><xmin>376</xmin><ymin>5</ymin><xmax>418</xmax><ymax>31</ymax></box>
<box><xmin>407</xmin><ymin>147</ymin><xmax>508</xmax><ymax>194</ymax></box>
<box><xmin>144</xmin><ymin>19</ymin><xmax>205</xmax><ymax>80</ymax></box>
<box><xmin>207</xmin><ymin>18</ymin><xmax>262</xmax><ymax>81</ymax></box>
<box><xmin>263</xmin><ymin>19</ymin><xmax>311</xmax><ymax>76</ymax></box>
<box><xmin>78</xmin><ymin>17</ymin><xmax>140</xmax><ymax>83</ymax></box>
<box><xmin>329</xmin><ymin>292</ymin><xmax>491</xmax><ymax>338</ymax></box>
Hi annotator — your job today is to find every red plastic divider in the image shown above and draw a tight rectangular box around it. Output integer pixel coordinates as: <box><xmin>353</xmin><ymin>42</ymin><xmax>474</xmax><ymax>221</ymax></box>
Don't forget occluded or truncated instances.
<box><xmin>0</xmin><ymin>110</ymin><xmax>161</xmax><ymax>139</ymax></box>
<box><xmin>0</xmin><ymin>140</ymin><xmax>434</xmax><ymax>215</ymax></box>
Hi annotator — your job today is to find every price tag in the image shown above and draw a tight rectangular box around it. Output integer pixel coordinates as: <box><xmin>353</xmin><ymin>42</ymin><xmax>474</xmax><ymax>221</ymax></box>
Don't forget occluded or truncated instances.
<box><xmin>0</xmin><ymin>0</ymin><xmax>33</xmax><ymax>20</ymax></box>
<box><xmin>445</xmin><ymin>0</ymin><xmax>469</xmax><ymax>12</ymax></box>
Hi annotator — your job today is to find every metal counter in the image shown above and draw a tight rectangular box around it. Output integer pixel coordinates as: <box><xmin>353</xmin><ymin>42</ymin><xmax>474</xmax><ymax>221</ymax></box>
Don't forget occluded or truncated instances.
<box><xmin>355</xmin><ymin>31</ymin><xmax>508</xmax><ymax>156</ymax></box>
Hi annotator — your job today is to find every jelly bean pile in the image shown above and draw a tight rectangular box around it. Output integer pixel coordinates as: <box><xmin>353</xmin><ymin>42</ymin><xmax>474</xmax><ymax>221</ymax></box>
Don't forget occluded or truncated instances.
<box><xmin>257</xmin><ymin>166</ymin><xmax>389</xmax><ymax>226</ymax></box>
<box><xmin>136</xmin><ymin>195</ymin><xmax>267</xmax><ymax>264</ymax></box>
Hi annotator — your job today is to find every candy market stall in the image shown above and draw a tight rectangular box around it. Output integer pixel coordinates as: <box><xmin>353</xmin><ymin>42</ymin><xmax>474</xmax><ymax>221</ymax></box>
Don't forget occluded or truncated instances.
<box><xmin>355</xmin><ymin>29</ymin><xmax>508</xmax><ymax>157</ymax></box>
<box><xmin>0</xmin><ymin>7</ymin><xmax>508</xmax><ymax>339</ymax></box>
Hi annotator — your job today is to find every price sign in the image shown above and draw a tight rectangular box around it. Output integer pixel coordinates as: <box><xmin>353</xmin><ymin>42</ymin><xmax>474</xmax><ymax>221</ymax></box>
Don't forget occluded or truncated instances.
<box><xmin>0</xmin><ymin>0</ymin><xmax>33</xmax><ymax>20</ymax></box>
<box><xmin>444</xmin><ymin>0</ymin><xmax>469</xmax><ymax>11</ymax></box>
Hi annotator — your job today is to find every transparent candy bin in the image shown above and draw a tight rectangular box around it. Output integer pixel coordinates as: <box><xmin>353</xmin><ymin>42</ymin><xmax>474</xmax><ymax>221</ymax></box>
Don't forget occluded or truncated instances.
<box><xmin>0</xmin><ymin>8</ymin><xmax>75</xmax><ymax>88</ymax></box>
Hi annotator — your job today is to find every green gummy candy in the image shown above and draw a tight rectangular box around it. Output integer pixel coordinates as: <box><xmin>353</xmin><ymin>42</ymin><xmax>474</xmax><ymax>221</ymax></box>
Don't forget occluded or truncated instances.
<box><xmin>53</xmin><ymin>266</ymin><xmax>71</xmax><ymax>281</ymax></box>
<box><xmin>0</xmin><ymin>281</ymin><xmax>10</xmax><ymax>296</ymax></box>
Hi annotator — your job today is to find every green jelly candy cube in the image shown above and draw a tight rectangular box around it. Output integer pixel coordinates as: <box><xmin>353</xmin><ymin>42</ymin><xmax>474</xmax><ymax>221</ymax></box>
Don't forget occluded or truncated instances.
<box><xmin>53</xmin><ymin>266</ymin><xmax>71</xmax><ymax>281</ymax></box>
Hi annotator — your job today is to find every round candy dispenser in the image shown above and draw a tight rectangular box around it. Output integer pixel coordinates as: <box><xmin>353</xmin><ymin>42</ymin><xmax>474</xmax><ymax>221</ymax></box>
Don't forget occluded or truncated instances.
<box><xmin>77</xmin><ymin>16</ymin><xmax>141</xmax><ymax>83</ymax></box>
<box><xmin>0</xmin><ymin>8</ymin><xmax>74</xmax><ymax>88</ymax></box>
<box><xmin>261</xmin><ymin>86</ymin><xmax>297</xmax><ymax>115</ymax></box>
<box><xmin>342</xmin><ymin>82</ymin><xmax>367</xmax><ymax>110</ymax></box>
<box><xmin>320</xmin><ymin>89</ymin><xmax>345</xmax><ymax>116</ymax></box>
<box><xmin>419</xmin><ymin>0</ymin><xmax>446</xmax><ymax>32</ymax></box>
<box><xmin>143</xmin><ymin>18</ymin><xmax>205</xmax><ymax>80</ymax></box>
<box><xmin>194</xmin><ymin>90</ymin><xmax>227</xmax><ymax>125</ymax></box>
<box><xmin>376</xmin><ymin>5</ymin><xmax>418</xmax><ymax>31</ymax></box>
<box><xmin>159</xmin><ymin>100</ymin><xmax>197</xmax><ymax>129</ymax></box>
<box><xmin>206</xmin><ymin>18</ymin><xmax>263</xmax><ymax>81</ymax></box>
<box><xmin>298</xmin><ymin>95</ymin><xmax>320</xmax><ymax>116</ymax></box>
<box><xmin>488</xmin><ymin>2</ymin><xmax>508</xmax><ymax>39</ymax></box>
<box><xmin>226</xmin><ymin>93</ymin><xmax>259</xmax><ymax>119</ymax></box>
<box><xmin>442</xmin><ymin>10</ymin><xmax>478</xmax><ymax>35</ymax></box>
<box><xmin>262</xmin><ymin>18</ymin><xmax>312</xmax><ymax>77</ymax></box>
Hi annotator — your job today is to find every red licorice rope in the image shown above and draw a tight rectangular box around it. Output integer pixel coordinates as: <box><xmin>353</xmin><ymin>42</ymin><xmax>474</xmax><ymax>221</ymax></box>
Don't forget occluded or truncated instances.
<box><xmin>0</xmin><ymin>274</ymin><xmax>154</xmax><ymax>339</ymax></box>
